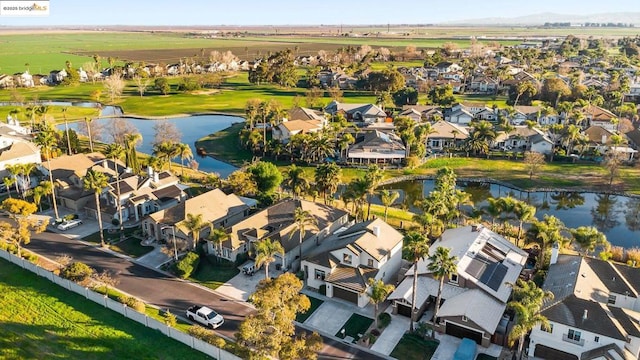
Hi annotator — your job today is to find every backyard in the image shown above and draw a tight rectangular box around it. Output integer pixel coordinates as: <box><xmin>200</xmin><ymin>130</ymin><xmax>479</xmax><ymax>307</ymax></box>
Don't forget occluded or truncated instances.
<box><xmin>0</xmin><ymin>259</ymin><xmax>209</xmax><ymax>360</ymax></box>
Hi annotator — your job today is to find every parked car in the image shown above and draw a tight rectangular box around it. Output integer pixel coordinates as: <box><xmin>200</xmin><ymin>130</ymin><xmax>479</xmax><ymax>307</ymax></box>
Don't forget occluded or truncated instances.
<box><xmin>57</xmin><ymin>219</ymin><xmax>83</xmax><ymax>231</ymax></box>
<box><xmin>241</xmin><ymin>261</ymin><xmax>261</xmax><ymax>276</ymax></box>
<box><xmin>186</xmin><ymin>305</ymin><xmax>224</xmax><ymax>329</ymax></box>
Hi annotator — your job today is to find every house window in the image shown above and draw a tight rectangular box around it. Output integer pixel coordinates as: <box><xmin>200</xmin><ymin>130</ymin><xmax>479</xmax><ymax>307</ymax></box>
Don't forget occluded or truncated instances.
<box><xmin>314</xmin><ymin>269</ymin><xmax>325</xmax><ymax>281</ymax></box>
<box><xmin>367</xmin><ymin>259</ymin><xmax>374</xmax><ymax>267</ymax></box>
<box><xmin>594</xmin><ymin>336</ymin><xmax>599</xmax><ymax>343</ymax></box>
<box><xmin>567</xmin><ymin>329</ymin><xmax>581</xmax><ymax>342</ymax></box>
<box><xmin>542</xmin><ymin>324</ymin><xmax>553</xmax><ymax>333</ymax></box>
<box><xmin>608</xmin><ymin>294</ymin><xmax>617</xmax><ymax>304</ymax></box>
<box><xmin>450</xmin><ymin>274</ymin><xmax>458</xmax><ymax>284</ymax></box>
<box><xmin>343</xmin><ymin>254</ymin><xmax>352</xmax><ymax>264</ymax></box>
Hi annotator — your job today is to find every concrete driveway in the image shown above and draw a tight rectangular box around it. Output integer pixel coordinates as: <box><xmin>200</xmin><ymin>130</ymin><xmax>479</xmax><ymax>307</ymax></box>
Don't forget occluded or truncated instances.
<box><xmin>304</xmin><ymin>300</ymin><xmax>354</xmax><ymax>336</ymax></box>
<box><xmin>215</xmin><ymin>262</ymin><xmax>283</xmax><ymax>301</ymax></box>
<box><xmin>431</xmin><ymin>332</ymin><xmax>503</xmax><ymax>360</ymax></box>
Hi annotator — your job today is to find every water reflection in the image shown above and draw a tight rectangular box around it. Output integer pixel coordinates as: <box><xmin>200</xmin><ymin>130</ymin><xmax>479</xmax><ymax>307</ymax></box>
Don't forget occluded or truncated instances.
<box><xmin>382</xmin><ymin>179</ymin><xmax>640</xmax><ymax>249</ymax></box>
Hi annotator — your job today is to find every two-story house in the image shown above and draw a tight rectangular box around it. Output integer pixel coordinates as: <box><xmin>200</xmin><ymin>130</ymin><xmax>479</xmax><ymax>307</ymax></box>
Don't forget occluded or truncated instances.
<box><xmin>143</xmin><ymin>188</ymin><xmax>251</xmax><ymax>249</ymax></box>
<box><xmin>272</xmin><ymin>107</ymin><xmax>327</xmax><ymax>144</ymax></box>
<box><xmin>388</xmin><ymin>225</ymin><xmax>528</xmax><ymax>347</ymax></box>
<box><xmin>528</xmin><ymin>253</ymin><xmax>640</xmax><ymax>360</ymax></box>
<box><xmin>584</xmin><ymin>105</ymin><xmax>618</xmax><ymax>132</ymax></box>
<box><xmin>347</xmin><ymin>130</ymin><xmax>406</xmax><ymax>165</ymax></box>
<box><xmin>222</xmin><ymin>199</ymin><xmax>349</xmax><ymax>270</ymax></box>
<box><xmin>324</xmin><ymin>100</ymin><xmax>387</xmax><ymax>124</ymax></box>
<box><xmin>302</xmin><ymin>218</ymin><xmax>403</xmax><ymax>307</ymax></box>
<box><xmin>427</xmin><ymin>121</ymin><xmax>469</xmax><ymax>152</ymax></box>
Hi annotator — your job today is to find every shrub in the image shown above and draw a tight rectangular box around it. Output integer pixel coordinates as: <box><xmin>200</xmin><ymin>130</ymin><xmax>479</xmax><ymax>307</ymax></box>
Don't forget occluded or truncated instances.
<box><xmin>610</xmin><ymin>246</ymin><xmax>626</xmax><ymax>263</ymax></box>
<box><xmin>24</xmin><ymin>253</ymin><xmax>39</xmax><ymax>264</ymax></box>
<box><xmin>119</xmin><ymin>295</ymin><xmax>145</xmax><ymax>312</ymax></box>
<box><xmin>63</xmin><ymin>214</ymin><xmax>77</xmax><ymax>221</ymax></box>
<box><xmin>371</xmin><ymin>329</ymin><xmax>381</xmax><ymax>336</ymax></box>
<box><xmin>111</xmin><ymin>218</ymin><xmax>120</xmax><ymax>226</ymax></box>
<box><xmin>626</xmin><ymin>247</ymin><xmax>640</xmax><ymax>267</ymax></box>
<box><xmin>378</xmin><ymin>312</ymin><xmax>391</xmax><ymax>329</ymax></box>
<box><xmin>175</xmin><ymin>251</ymin><xmax>200</xmax><ymax>279</ymax></box>
<box><xmin>163</xmin><ymin>309</ymin><xmax>177</xmax><ymax>327</ymax></box>
<box><xmin>188</xmin><ymin>325</ymin><xmax>226</xmax><ymax>347</ymax></box>
<box><xmin>61</xmin><ymin>262</ymin><xmax>94</xmax><ymax>282</ymax></box>
<box><xmin>415</xmin><ymin>321</ymin><xmax>433</xmax><ymax>339</ymax></box>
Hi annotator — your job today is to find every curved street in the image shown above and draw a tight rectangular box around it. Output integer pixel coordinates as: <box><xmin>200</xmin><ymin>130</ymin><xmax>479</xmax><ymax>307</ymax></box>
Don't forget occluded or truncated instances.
<box><xmin>22</xmin><ymin>230</ymin><xmax>386</xmax><ymax>360</ymax></box>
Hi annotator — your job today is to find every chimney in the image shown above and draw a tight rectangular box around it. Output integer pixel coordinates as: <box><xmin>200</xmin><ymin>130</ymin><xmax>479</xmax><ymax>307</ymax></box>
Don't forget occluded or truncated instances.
<box><xmin>372</xmin><ymin>226</ymin><xmax>380</xmax><ymax>237</ymax></box>
<box><xmin>471</xmin><ymin>224</ymin><xmax>478</xmax><ymax>232</ymax></box>
<box><xmin>147</xmin><ymin>166</ymin><xmax>154</xmax><ymax>178</ymax></box>
<box><xmin>124</xmin><ymin>167</ymin><xmax>132</xmax><ymax>174</ymax></box>
<box><xmin>153</xmin><ymin>171</ymin><xmax>160</xmax><ymax>183</ymax></box>
<box><xmin>550</xmin><ymin>242</ymin><xmax>559</xmax><ymax>265</ymax></box>
<box><xmin>582</xmin><ymin>309</ymin><xmax>588</xmax><ymax>321</ymax></box>
<box><xmin>602</xmin><ymin>135</ymin><xmax>607</xmax><ymax>144</ymax></box>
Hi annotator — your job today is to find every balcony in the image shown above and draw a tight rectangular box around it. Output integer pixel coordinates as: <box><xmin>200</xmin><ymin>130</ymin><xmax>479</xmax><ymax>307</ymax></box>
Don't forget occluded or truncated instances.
<box><xmin>562</xmin><ymin>333</ymin><xmax>585</xmax><ymax>346</ymax></box>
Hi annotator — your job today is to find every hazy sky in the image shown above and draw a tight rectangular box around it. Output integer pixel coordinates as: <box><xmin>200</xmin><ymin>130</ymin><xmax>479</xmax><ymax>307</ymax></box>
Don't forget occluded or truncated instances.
<box><xmin>1</xmin><ymin>0</ymin><xmax>638</xmax><ymax>26</ymax></box>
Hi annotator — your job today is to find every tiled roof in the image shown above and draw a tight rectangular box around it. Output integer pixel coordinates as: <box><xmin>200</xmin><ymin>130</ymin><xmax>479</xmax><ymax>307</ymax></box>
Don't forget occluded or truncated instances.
<box><xmin>325</xmin><ymin>265</ymin><xmax>377</xmax><ymax>292</ymax></box>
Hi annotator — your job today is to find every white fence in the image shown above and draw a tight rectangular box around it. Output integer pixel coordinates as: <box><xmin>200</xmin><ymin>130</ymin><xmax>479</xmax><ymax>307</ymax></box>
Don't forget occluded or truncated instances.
<box><xmin>0</xmin><ymin>249</ymin><xmax>241</xmax><ymax>360</ymax></box>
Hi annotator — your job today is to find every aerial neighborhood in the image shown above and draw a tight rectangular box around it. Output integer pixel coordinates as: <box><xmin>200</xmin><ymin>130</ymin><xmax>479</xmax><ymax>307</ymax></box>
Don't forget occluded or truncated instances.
<box><xmin>1</xmin><ymin>5</ymin><xmax>640</xmax><ymax>360</ymax></box>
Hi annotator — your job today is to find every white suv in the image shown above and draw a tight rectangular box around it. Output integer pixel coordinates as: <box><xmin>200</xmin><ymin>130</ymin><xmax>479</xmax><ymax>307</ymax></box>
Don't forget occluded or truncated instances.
<box><xmin>57</xmin><ymin>219</ymin><xmax>83</xmax><ymax>231</ymax></box>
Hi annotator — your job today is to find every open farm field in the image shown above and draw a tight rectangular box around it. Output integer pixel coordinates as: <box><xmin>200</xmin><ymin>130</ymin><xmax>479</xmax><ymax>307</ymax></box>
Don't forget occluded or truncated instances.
<box><xmin>0</xmin><ymin>259</ymin><xmax>209</xmax><ymax>360</ymax></box>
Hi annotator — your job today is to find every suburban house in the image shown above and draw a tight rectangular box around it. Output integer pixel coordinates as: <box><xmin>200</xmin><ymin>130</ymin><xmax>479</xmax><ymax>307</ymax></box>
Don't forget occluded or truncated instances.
<box><xmin>468</xmin><ymin>76</ymin><xmax>499</xmax><ymax>93</ymax></box>
<box><xmin>427</xmin><ymin>121</ymin><xmax>469</xmax><ymax>152</ymax></box>
<box><xmin>446</xmin><ymin>107</ymin><xmax>474</xmax><ymax>125</ymax></box>
<box><xmin>272</xmin><ymin>107</ymin><xmax>327</xmax><ymax>143</ymax></box>
<box><xmin>493</xmin><ymin>126</ymin><xmax>554</xmax><ymax>155</ymax></box>
<box><xmin>401</xmin><ymin>105</ymin><xmax>443</xmax><ymax>122</ymax></box>
<box><xmin>528</xmin><ymin>254</ymin><xmax>640</xmax><ymax>360</ymax></box>
<box><xmin>324</xmin><ymin>101</ymin><xmax>387</xmax><ymax>124</ymax></box>
<box><xmin>222</xmin><ymin>199</ymin><xmax>349</xmax><ymax>269</ymax></box>
<box><xmin>388</xmin><ymin>225</ymin><xmax>528</xmax><ymax>347</ymax></box>
<box><xmin>584</xmin><ymin>105</ymin><xmax>618</xmax><ymax>132</ymax></box>
<box><xmin>583</xmin><ymin>126</ymin><xmax>616</xmax><ymax>153</ymax></box>
<box><xmin>302</xmin><ymin>218</ymin><xmax>404</xmax><ymax>307</ymax></box>
<box><xmin>435</xmin><ymin>62</ymin><xmax>463</xmax><ymax>74</ymax></box>
<box><xmin>347</xmin><ymin>130</ymin><xmax>406</xmax><ymax>165</ymax></box>
<box><xmin>143</xmin><ymin>188</ymin><xmax>251</xmax><ymax>249</ymax></box>
<box><xmin>0</xmin><ymin>120</ymin><xmax>40</xmax><ymax>179</ymax></box>
<box><xmin>398</xmin><ymin>108</ymin><xmax>423</xmax><ymax>123</ymax></box>
<box><xmin>96</xmin><ymin>166</ymin><xmax>185</xmax><ymax>224</ymax></box>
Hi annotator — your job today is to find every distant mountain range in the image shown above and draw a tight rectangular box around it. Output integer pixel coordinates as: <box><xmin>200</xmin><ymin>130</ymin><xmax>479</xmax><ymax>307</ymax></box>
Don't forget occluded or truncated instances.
<box><xmin>443</xmin><ymin>12</ymin><xmax>640</xmax><ymax>26</ymax></box>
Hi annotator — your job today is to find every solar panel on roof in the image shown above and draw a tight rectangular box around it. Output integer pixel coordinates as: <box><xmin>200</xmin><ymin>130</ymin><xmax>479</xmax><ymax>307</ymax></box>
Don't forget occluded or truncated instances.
<box><xmin>480</xmin><ymin>262</ymin><xmax>508</xmax><ymax>291</ymax></box>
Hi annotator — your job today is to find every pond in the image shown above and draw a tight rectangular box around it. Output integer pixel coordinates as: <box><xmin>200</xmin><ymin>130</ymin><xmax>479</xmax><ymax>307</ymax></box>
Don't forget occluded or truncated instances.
<box><xmin>63</xmin><ymin>114</ymin><xmax>243</xmax><ymax>178</ymax></box>
<box><xmin>381</xmin><ymin>179</ymin><xmax>640</xmax><ymax>249</ymax></box>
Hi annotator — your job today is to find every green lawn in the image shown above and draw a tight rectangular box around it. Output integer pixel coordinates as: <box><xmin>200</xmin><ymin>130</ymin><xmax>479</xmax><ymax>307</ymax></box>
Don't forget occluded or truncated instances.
<box><xmin>195</xmin><ymin>122</ymin><xmax>253</xmax><ymax>166</ymax></box>
<box><xmin>295</xmin><ymin>295</ymin><xmax>324</xmax><ymax>323</ymax></box>
<box><xmin>83</xmin><ymin>227</ymin><xmax>140</xmax><ymax>245</ymax></box>
<box><xmin>0</xmin><ymin>105</ymin><xmax>100</xmax><ymax>125</ymax></box>
<box><xmin>109</xmin><ymin>238</ymin><xmax>154</xmax><ymax>258</ymax></box>
<box><xmin>0</xmin><ymin>259</ymin><xmax>209</xmax><ymax>360</ymax></box>
<box><xmin>335</xmin><ymin>314</ymin><xmax>374</xmax><ymax>342</ymax></box>
<box><xmin>390</xmin><ymin>333</ymin><xmax>439</xmax><ymax>360</ymax></box>
<box><xmin>189</xmin><ymin>255</ymin><xmax>240</xmax><ymax>291</ymax></box>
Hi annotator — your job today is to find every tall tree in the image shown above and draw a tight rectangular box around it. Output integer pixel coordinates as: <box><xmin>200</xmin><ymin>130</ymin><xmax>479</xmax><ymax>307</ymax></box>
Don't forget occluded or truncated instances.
<box><xmin>379</xmin><ymin>189</ymin><xmax>399</xmax><ymax>222</ymax></box>
<box><xmin>283</xmin><ymin>164</ymin><xmax>309</xmax><ymax>199</ymax></box>
<box><xmin>0</xmin><ymin>198</ymin><xmax>46</xmax><ymax>258</ymax></box>
<box><xmin>182</xmin><ymin>213</ymin><xmax>205</xmax><ymax>250</ymax></box>
<box><xmin>291</xmin><ymin>207</ymin><xmax>317</xmax><ymax>273</ymax></box>
<box><xmin>124</xmin><ymin>133</ymin><xmax>143</xmax><ymax>173</ymax></box>
<box><xmin>570</xmin><ymin>226</ymin><xmax>608</xmax><ymax>256</ymax></box>
<box><xmin>34</xmin><ymin>124</ymin><xmax>60</xmax><ymax>220</ymax></box>
<box><xmin>207</xmin><ymin>225</ymin><xmax>229</xmax><ymax>260</ymax></box>
<box><xmin>254</xmin><ymin>237</ymin><xmax>285</xmax><ymax>280</ymax></box>
<box><xmin>364</xmin><ymin>165</ymin><xmax>384</xmax><ymax>221</ymax></box>
<box><xmin>175</xmin><ymin>143</ymin><xmax>193</xmax><ymax>176</ymax></box>
<box><xmin>402</xmin><ymin>231</ymin><xmax>429</xmax><ymax>332</ymax></box>
<box><xmin>507</xmin><ymin>280</ymin><xmax>554</xmax><ymax>359</ymax></box>
<box><xmin>104</xmin><ymin>143</ymin><xmax>126</xmax><ymax>239</ymax></box>
<box><xmin>367</xmin><ymin>278</ymin><xmax>395</xmax><ymax>329</ymax></box>
<box><xmin>314</xmin><ymin>163</ymin><xmax>341</xmax><ymax>204</ymax></box>
<box><xmin>236</xmin><ymin>273</ymin><xmax>322</xmax><ymax>359</ymax></box>
<box><xmin>84</xmin><ymin>169</ymin><xmax>109</xmax><ymax>247</ymax></box>
<box><xmin>526</xmin><ymin>215</ymin><xmax>566</xmax><ymax>267</ymax></box>
<box><xmin>427</xmin><ymin>246</ymin><xmax>458</xmax><ymax>327</ymax></box>
<box><xmin>513</xmin><ymin>201</ymin><xmax>536</xmax><ymax>246</ymax></box>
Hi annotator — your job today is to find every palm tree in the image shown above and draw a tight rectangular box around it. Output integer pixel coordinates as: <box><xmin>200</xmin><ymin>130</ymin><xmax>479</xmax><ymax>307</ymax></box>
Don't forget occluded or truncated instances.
<box><xmin>526</xmin><ymin>215</ymin><xmax>566</xmax><ymax>267</ymax></box>
<box><xmin>254</xmin><ymin>237</ymin><xmax>284</xmax><ymax>280</ymax></box>
<box><xmin>367</xmin><ymin>278</ymin><xmax>395</xmax><ymax>329</ymax></box>
<box><xmin>104</xmin><ymin>143</ymin><xmax>126</xmax><ymax>239</ymax></box>
<box><xmin>507</xmin><ymin>280</ymin><xmax>554</xmax><ymax>359</ymax></box>
<box><xmin>513</xmin><ymin>201</ymin><xmax>536</xmax><ymax>246</ymax></box>
<box><xmin>570</xmin><ymin>226</ymin><xmax>608</xmax><ymax>256</ymax></box>
<box><xmin>31</xmin><ymin>185</ymin><xmax>46</xmax><ymax>211</ymax></box>
<box><xmin>84</xmin><ymin>117</ymin><xmax>95</xmax><ymax>152</ymax></box>
<box><xmin>182</xmin><ymin>213</ymin><xmax>205</xmax><ymax>250</ymax></box>
<box><xmin>207</xmin><ymin>225</ymin><xmax>229</xmax><ymax>260</ymax></box>
<box><xmin>427</xmin><ymin>246</ymin><xmax>458</xmax><ymax>327</ymax></box>
<box><xmin>379</xmin><ymin>189</ymin><xmax>399</xmax><ymax>222</ymax></box>
<box><xmin>485</xmin><ymin>197</ymin><xmax>503</xmax><ymax>231</ymax></box>
<box><xmin>291</xmin><ymin>207</ymin><xmax>318</xmax><ymax>273</ymax></box>
<box><xmin>364</xmin><ymin>164</ymin><xmax>384</xmax><ymax>220</ymax></box>
<box><xmin>3</xmin><ymin>177</ymin><xmax>15</xmax><ymax>198</ymax></box>
<box><xmin>283</xmin><ymin>164</ymin><xmax>309</xmax><ymax>199</ymax></box>
<box><xmin>314</xmin><ymin>163</ymin><xmax>341</xmax><ymax>205</ymax></box>
<box><xmin>38</xmin><ymin>181</ymin><xmax>53</xmax><ymax>209</ymax></box>
<box><xmin>412</xmin><ymin>211</ymin><xmax>444</xmax><ymax>239</ymax></box>
<box><xmin>62</xmin><ymin>107</ymin><xmax>72</xmax><ymax>155</ymax></box>
<box><xmin>34</xmin><ymin>125</ymin><xmax>60</xmax><ymax>220</ymax></box>
<box><xmin>5</xmin><ymin>164</ymin><xmax>22</xmax><ymax>198</ymax></box>
<box><xmin>343</xmin><ymin>178</ymin><xmax>368</xmax><ymax>221</ymax></box>
<box><xmin>402</xmin><ymin>231</ymin><xmax>429</xmax><ymax>332</ymax></box>
<box><xmin>176</xmin><ymin>143</ymin><xmax>193</xmax><ymax>176</ymax></box>
<box><xmin>124</xmin><ymin>133</ymin><xmax>143</xmax><ymax>173</ymax></box>
<box><xmin>84</xmin><ymin>169</ymin><xmax>109</xmax><ymax>247</ymax></box>
<box><xmin>337</xmin><ymin>133</ymin><xmax>355</xmax><ymax>161</ymax></box>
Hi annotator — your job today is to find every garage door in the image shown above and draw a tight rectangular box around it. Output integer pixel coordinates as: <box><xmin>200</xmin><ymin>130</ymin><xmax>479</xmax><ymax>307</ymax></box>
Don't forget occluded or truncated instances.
<box><xmin>534</xmin><ymin>344</ymin><xmax>578</xmax><ymax>360</ymax></box>
<box><xmin>445</xmin><ymin>322</ymin><xmax>483</xmax><ymax>344</ymax></box>
<box><xmin>332</xmin><ymin>286</ymin><xmax>358</xmax><ymax>304</ymax></box>
<box><xmin>397</xmin><ymin>304</ymin><xmax>412</xmax><ymax>317</ymax></box>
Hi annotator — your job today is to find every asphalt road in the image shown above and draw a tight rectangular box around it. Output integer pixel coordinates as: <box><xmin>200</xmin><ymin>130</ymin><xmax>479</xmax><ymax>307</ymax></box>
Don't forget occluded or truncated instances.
<box><xmin>22</xmin><ymin>230</ymin><xmax>386</xmax><ymax>360</ymax></box>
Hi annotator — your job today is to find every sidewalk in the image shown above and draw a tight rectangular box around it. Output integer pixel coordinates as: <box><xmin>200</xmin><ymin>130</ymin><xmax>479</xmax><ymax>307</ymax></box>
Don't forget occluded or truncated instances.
<box><xmin>370</xmin><ymin>308</ymin><xmax>410</xmax><ymax>355</ymax></box>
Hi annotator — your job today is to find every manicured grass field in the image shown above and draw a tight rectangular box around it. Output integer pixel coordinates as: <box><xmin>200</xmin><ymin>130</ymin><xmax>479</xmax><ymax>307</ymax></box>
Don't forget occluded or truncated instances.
<box><xmin>390</xmin><ymin>333</ymin><xmax>439</xmax><ymax>360</ymax></box>
<box><xmin>189</xmin><ymin>255</ymin><xmax>240</xmax><ymax>291</ymax></box>
<box><xmin>335</xmin><ymin>313</ymin><xmax>374</xmax><ymax>342</ymax></box>
<box><xmin>109</xmin><ymin>238</ymin><xmax>154</xmax><ymax>258</ymax></box>
<box><xmin>196</xmin><ymin>122</ymin><xmax>253</xmax><ymax>166</ymax></box>
<box><xmin>0</xmin><ymin>105</ymin><xmax>99</xmax><ymax>125</ymax></box>
<box><xmin>295</xmin><ymin>295</ymin><xmax>324</xmax><ymax>323</ymax></box>
<box><xmin>0</xmin><ymin>259</ymin><xmax>209</xmax><ymax>360</ymax></box>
